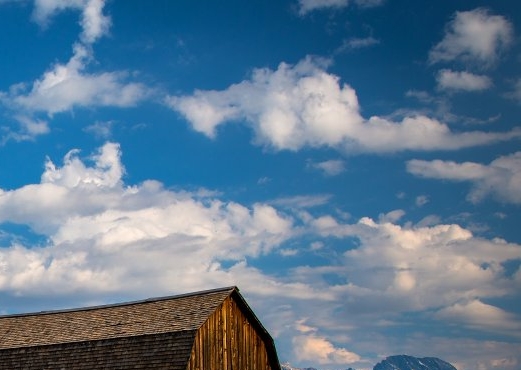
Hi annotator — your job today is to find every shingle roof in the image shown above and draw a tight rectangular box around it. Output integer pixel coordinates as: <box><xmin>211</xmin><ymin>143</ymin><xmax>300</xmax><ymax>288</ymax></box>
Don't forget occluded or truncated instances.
<box><xmin>0</xmin><ymin>286</ymin><xmax>236</xmax><ymax>350</ymax></box>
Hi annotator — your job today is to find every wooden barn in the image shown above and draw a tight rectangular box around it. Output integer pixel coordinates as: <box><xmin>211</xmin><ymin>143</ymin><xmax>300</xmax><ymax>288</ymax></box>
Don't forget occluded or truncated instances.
<box><xmin>0</xmin><ymin>286</ymin><xmax>281</xmax><ymax>370</ymax></box>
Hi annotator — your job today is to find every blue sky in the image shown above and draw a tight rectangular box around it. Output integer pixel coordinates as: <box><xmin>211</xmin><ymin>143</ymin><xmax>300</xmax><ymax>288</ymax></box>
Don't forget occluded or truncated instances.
<box><xmin>0</xmin><ymin>0</ymin><xmax>520</xmax><ymax>369</ymax></box>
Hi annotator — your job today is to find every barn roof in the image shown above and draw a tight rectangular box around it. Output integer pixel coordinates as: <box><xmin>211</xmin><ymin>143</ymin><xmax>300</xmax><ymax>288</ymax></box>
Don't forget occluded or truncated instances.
<box><xmin>0</xmin><ymin>286</ymin><xmax>237</xmax><ymax>349</ymax></box>
<box><xmin>0</xmin><ymin>286</ymin><xmax>281</xmax><ymax>370</ymax></box>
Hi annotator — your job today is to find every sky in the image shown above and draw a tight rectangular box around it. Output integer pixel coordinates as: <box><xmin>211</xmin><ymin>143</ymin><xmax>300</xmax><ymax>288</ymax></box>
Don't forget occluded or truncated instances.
<box><xmin>0</xmin><ymin>0</ymin><xmax>520</xmax><ymax>369</ymax></box>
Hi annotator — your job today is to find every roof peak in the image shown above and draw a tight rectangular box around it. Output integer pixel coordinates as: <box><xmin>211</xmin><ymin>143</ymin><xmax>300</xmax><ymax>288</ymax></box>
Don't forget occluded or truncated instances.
<box><xmin>1</xmin><ymin>286</ymin><xmax>238</xmax><ymax>318</ymax></box>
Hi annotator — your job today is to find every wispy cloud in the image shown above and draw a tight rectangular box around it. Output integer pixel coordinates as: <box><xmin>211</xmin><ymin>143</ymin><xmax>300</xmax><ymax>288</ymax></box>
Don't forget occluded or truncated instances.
<box><xmin>436</xmin><ymin>299</ymin><xmax>521</xmax><ymax>338</ymax></box>
<box><xmin>436</xmin><ymin>69</ymin><xmax>492</xmax><ymax>92</ymax></box>
<box><xmin>337</xmin><ymin>36</ymin><xmax>380</xmax><ymax>53</ymax></box>
<box><xmin>309</xmin><ymin>159</ymin><xmax>346</xmax><ymax>176</ymax></box>
<box><xmin>508</xmin><ymin>78</ymin><xmax>521</xmax><ymax>103</ymax></box>
<box><xmin>415</xmin><ymin>195</ymin><xmax>429</xmax><ymax>207</ymax></box>
<box><xmin>297</xmin><ymin>0</ymin><xmax>384</xmax><ymax>15</ymax></box>
<box><xmin>32</xmin><ymin>0</ymin><xmax>111</xmax><ymax>44</ymax></box>
<box><xmin>83</xmin><ymin>120</ymin><xmax>115</xmax><ymax>139</ymax></box>
<box><xmin>0</xmin><ymin>115</ymin><xmax>50</xmax><ymax>144</ymax></box>
<box><xmin>407</xmin><ymin>152</ymin><xmax>521</xmax><ymax>204</ymax></box>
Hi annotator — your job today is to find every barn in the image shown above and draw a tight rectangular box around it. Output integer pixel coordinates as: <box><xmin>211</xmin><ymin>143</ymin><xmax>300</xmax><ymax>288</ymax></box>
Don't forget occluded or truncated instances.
<box><xmin>0</xmin><ymin>286</ymin><xmax>281</xmax><ymax>370</ymax></box>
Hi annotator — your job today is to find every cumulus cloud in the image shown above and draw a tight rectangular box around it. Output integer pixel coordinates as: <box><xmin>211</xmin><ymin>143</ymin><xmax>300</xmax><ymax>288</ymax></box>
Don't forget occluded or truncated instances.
<box><xmin>436</xmin><ymin>69</ymin><xmax>492</xmax><ymax>92</ymax></box>
<box><xmin>0</xmin><ymin>142</ymin><xmax>297</xmax><ymax>298</ymax></box>
<box><xmin>429</xmin><ymin>8</ymin><xmax>513</xmax><ymax>66</ymax></box>
<box><xmin>276</xmin><ymin>213</ymin><xmax>521</xmax><ymax>366</ymax></box>
<box><xmin>293</xmin><ymin>321</ymin><xmax>361</xmax><ymax>365</ymax></box>
<box><xmin>0</xmin><ymin>143</ymin><xmax>520</xmax><ymax>367</ymax></box>
<box><xmin>310</xmin><ymin>216</ymin><xmax>521</xmax><ymax>330</ymax></box>
<box><xmin>3</xmin><ymin>44</ymin><xmax>148</xmax><ymax>115</ymax></box>
<box><xmin>407</xmin><ymin>152</ymin><xmax>521</xmax><ymax>204</ymax></box>
<box><xmin>297</xmin><ymin>0</ymin><xmax>383</xmax><ymax>15</ymax></box>
<box><xmin>167</xmin><ymin>57</ymin><xmax>362</xmax><ymax>149</ymax></box>
<box><xmin>167</xmin><ymin>57</ymin><xmax>520</xmax><ymax>153</ymax></box>
<box><xmin>293</xmin><ymin>335</ymin><xmax>360</xmax><ymax>364</ymax></box>
<box><xmin>0</xmin><ymin>0</ymin><xmax>147</xmax><ymax>129</ymax></box>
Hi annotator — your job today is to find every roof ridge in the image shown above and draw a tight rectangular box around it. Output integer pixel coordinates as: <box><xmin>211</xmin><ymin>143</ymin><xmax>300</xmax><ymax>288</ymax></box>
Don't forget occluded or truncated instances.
<box><xmin>1</xmin><ymin>286</ymin><xmax>238</xmax><ymax>318</ymax></box>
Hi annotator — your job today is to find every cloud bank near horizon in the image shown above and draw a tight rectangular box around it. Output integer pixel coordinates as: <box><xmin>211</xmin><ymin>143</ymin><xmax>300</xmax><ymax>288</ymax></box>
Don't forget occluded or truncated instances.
<box><xmin>0</xmin><ymin>143</ymin><xmax>519</xmax><ymax>367</ymax></box>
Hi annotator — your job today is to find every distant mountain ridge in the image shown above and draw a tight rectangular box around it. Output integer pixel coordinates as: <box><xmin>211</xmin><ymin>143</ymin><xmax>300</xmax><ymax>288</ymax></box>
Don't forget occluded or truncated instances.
<box><xmin>282</xmin><ymin>354</ymin><xmax>457</xmax><ymax>370</ymax></box>
<box><xmin>374</xmin><ymin>355</ymin><xmax>457</xmax><ymax>370</ymax></box>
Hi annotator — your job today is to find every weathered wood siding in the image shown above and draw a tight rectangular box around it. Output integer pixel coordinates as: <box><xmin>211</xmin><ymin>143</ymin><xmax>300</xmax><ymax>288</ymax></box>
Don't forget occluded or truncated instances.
<box><xmin>188</xmin><ymin>296</ymin><xmax>273</xmax><ymax>370</ymax></box>
<box><xmin>0</xmin><ymin>331</ymin><xmax>196</xmax><ymax>370</ymax></box>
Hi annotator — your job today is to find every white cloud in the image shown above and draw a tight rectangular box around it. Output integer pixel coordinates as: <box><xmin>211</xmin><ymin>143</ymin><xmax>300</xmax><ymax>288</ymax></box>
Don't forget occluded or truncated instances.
<box><xmin>429</xmin><ymin>8</ymin><xmax>513</xmax><ymax>66</ymax></box>
<box><xmin>83</xmin><ymin>120</ymin><xmax>114</xmax><ymax>139</ymax></box>
<box><xmin>276</xmin><ymin>210</ymin><xmax>521</xmax><ymax>366</ymax></box>
<box><xmin>305</xmin><ymin>215</ymin><xmax>520</xmax><ymax>318</ymax></box>
<box><xmin>0</xmin><ymin>0</ymin><xmax>145</xmax><ymax>140</ymax></box>
<box><xmin>346</xmin><ymin>37</ymin><xmax>379</xmax><ymax>49</ymax></box>
<box><xmin>4</xmin><ymin>44</ymin><xmax>148</xmax><ymax>115</ymax></box>
<box><xmin>436</xmin><ymin>69</ymin><xmax>492</xmax><ymax>92</ymax></box>
<box><xmin>167</xmin><ymin>57</ymin><xmax>362</xmax><ymax>149</ymax></box>
<box><xmin>270</xmin><ymin>194</ymin><xmax>332</xmax><ymax>211</ymax></box>
<box><xmin>336</xmin><ymin>37</ymin><xmax>380</xmax><ymax>53</ymax></box>
<box><xmin>31</xmin><ymin>0</ymin><xmax>84</xmax><ymax>25</ymax></box>
<box><xmin>0</xmin><ymin>115</ymin><xmax>50</xmax><ymax>144</ymax></box>
<box><xmin>378</xmin><ymin>209</ymin><xmax>405</xmax><ymax>224</ymax></box>
<box><xmin>436</xmin><ymin>299</ymin><xmax>521</xmax><ymax>337</ymax></box>
<box><xmin>0</xmin><ymin>143</ymin><xmax>520</xmax><ymax>368</ymax></box>
<box><xmin>79</xmin><ymin>0</ymin><xmax>111</xmax><ymax>43</ymax></box>
<box><xmin>297</xmin><ymin>0</ymin><xmax>383</xmax><ymax>15</ymax></box>
<box><xmin>0</xmin><ymin>142</ymin><xmax>296</xmax><ymax>297</ymax></box>
<box><xmin>32</xmin><ymin>0</ymin><xmax>111</xmax><ymax>44</ymax></box>
<box><xmin>298</xmin><ymin>0</ymin><xmax>347</xmax><ymax>15</ymax></box>
<box><xmin>167</xmin><ymin>57</ymin><xmax>520</xmax><ymax>153</ymax></box>
<box><xmin>310</xmin><ymin>159</ymin><xmax>346</xmax><ymax>176</ymax></box>
<box><xmin>293</xmin><ymin>333</ymin><xmax>361</xmax><ymax>365</ymax></box>
<box><xmin>407</xmin><ymin>152</ymin><xmax>521</xmax><ymax>204</ymax></box>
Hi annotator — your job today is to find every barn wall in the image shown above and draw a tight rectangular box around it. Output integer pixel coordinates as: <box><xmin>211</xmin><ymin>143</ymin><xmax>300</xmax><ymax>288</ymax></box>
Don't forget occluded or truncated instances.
<box><xmin>188</xmin><ymin>296</ymin><xmax>273</xmax><ymax>370</ymax></box>
<box><xmin>0</xmin><ymin>331</ymin><xmax>196</xmax><ymax>370</ymax></box>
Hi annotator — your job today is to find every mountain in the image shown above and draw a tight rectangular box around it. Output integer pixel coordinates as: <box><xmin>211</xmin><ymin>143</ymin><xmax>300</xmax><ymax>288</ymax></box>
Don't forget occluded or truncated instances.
<box><xmin>280</xmin><ymin>355</ymin><xmax>457</xmax><ymax>370</ymax></box>
<box><xmin>373</xmin><ymin>355</ymin><xmax>457</xmax><ymax>370</ymax></box>
<box><xmin>281</xmin><ymin>354</ymin><xmax>457</xmax><ymax>370</ymax></box>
